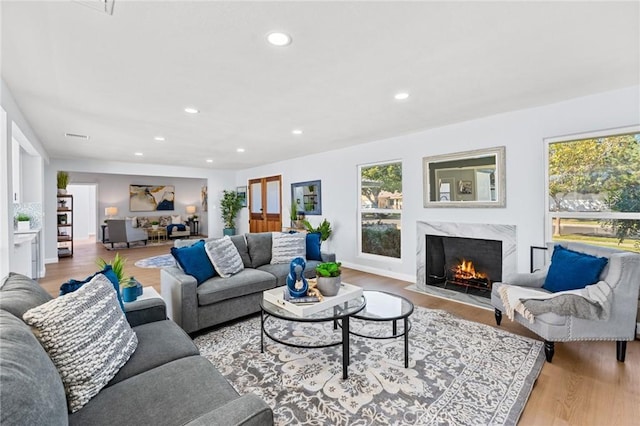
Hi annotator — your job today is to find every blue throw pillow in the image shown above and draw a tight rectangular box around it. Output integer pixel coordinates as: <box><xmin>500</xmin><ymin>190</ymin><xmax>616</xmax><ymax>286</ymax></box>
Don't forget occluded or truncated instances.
<box><xmin>171</xmin><ymin>240</ymin><xmax>216</xmax><ymax>285</ymax></box>
<box><xmin>306</xmin><ymin>232</ymin><xmax>322</xmax><ymax>261</ymax></box>
<box><xmin>59</xmin><ymin>264</ymin><xmax>125</xmax><ymax>311</ymax></box>
<box><xmin>542</xmin><ymin>245</ymin><xmax>608</xmax><ymax>293</ymax></box>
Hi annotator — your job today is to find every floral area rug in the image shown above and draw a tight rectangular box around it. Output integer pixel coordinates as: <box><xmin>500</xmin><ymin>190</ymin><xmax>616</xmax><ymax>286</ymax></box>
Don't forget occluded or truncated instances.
<box><xmin>193</xmin><ymin>306</ymin><xmax>544</xmax><ymax>425</ymax></box>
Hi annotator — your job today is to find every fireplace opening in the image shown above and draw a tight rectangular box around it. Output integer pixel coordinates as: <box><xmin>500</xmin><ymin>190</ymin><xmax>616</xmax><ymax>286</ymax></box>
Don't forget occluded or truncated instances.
<box><xmin>425</xmin><ymin>234</ymin><xmax>502</xmax><ymax>299</ymax></box>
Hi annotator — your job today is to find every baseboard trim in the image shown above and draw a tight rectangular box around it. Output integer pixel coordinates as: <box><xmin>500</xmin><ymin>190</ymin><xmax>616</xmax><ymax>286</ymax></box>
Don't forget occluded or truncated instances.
<box><xmin>340</xmin><ymin>261</ymin><xmax>415</xmax><ymax>283</ymax></box>
<box><xmin>44</xmin><ymin>257</ymin><xmax>59</xmax><ymax>264</ymax></box>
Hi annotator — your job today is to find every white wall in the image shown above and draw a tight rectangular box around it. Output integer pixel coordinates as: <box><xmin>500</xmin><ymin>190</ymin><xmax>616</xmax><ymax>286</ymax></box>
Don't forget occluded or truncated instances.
<box><xmin>43</xmin><ymin>158</ymin><xmax>235</xmax><ymax>262</ymax></box>
<box><xmin>1</xmin><ymin>80</ymin><xmax>49</xmax><ymax>279</ymax></box>
<box><xmin>236</xmin><ymin>86</ymin><xmax>640</xmax><ymax>282</ymax></box>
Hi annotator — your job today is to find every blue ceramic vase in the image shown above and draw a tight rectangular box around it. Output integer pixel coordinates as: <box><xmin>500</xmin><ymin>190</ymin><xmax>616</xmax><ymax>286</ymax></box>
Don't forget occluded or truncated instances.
<box><xmin>122</xmin><ymin>286</ymin><xmax>138</xmax><ymax>303</ymax></box>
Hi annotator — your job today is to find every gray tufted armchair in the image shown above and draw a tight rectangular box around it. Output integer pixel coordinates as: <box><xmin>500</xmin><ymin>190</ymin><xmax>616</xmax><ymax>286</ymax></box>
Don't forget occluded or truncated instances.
<box><xmin>492</xmin><ymin>241</ymin><xmax>640</xmax><ymax>362</ymax></box>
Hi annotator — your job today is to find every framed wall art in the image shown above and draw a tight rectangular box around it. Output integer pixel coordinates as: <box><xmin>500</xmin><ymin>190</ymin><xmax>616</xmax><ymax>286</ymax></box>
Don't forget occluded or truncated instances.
<box><xmin>129</xmin><ymin>185</ymin><xmax>175</xmax><ymax>212</ymax></box>
<box><xmin>291</xmin><ymin>180</ymin><xmax>322</xmax><ymax>215</ymax></box>
<box><xmin>237</xmin><ymin>186</ymin><xmax>247</xmax><ymax>207</ymax></box>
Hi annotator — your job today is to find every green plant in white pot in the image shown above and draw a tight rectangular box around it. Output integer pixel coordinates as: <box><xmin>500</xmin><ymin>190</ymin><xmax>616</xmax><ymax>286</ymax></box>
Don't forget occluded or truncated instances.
<box><xmin>57</xmin><ymin>171</ymin><xmax>69</xmax><ymax>195</ymax></box>
<box><xmin>315</xmin><ymin>261</ymin><xmax>342</xmax><ymax>297</ymax></box>
<box><xmin>221</xmin><ymin>190</ymin><xmax>243</xmax><ymax>236</ymax></box>
<box><xmin>16</xmin><ymin>213</ymin><xmax>31</xmax><ymax>231</ymax></box>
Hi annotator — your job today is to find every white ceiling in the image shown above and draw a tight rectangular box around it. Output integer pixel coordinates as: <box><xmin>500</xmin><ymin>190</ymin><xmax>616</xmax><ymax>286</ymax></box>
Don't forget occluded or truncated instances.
<box><xmin>2</xmin><ymin>1</ymin><xmax>639</xmax><ymax>169</ymax></box>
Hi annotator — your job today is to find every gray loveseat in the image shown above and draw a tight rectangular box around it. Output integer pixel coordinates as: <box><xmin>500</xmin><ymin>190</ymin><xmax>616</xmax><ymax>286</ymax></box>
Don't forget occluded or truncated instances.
<box><xmin>161</xmin><ymin>232</ymin><xmax>335</xmax><ymax>334</ymax></box>
<box><xmin>0</xmin><ymin>273</ymin><xmax>273</xmax><ymax>426</ymax></box>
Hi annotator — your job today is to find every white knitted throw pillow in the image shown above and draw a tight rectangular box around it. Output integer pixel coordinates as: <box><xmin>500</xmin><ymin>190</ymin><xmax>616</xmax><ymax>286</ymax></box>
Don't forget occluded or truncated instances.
<box><xmin>271</xmin><ymin>232</ymin><xmax>306</xmax><ymax>264</ymax></box>
<box><xmin>205</xmin><ymin>236</ymin><xmax>244</xmax><ymax>278</ymax></box>
<box><xmin>23</xmin><ymin>274</ymin><xmax>138</xmax><ymax>413</ymax></box>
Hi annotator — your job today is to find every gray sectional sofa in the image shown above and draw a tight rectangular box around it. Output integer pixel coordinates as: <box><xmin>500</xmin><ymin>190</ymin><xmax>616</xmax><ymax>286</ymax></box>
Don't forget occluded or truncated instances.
<box><xmin>0</xmin><ymin>273</ymin><xmax>273</xmax><ymax>426</ymax></box>
<box><xmin>161</xmin><ymin>232</ymin><xmax>335</xmax><ymax>334</ymax></box>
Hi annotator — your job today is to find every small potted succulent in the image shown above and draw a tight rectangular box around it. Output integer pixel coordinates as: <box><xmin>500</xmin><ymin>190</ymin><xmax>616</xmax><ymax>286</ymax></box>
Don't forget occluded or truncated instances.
<box><xmin>315</xmin><ymin>261</ymin><xmax>342</xmax><ymax>296</ymax></box>
<box><xmin>150</xmin><ymin>220</ymin><xmax>160</xmax><ymax>231</ymax></box>
<box><xmin>16</xmin><ymin>213</ymin><xmax>31</xmax><ymax>231</ymax></box>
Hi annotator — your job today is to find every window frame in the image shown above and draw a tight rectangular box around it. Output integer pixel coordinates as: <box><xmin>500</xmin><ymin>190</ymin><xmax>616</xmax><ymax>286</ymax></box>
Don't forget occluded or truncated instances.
<box><xmin>544</xmin><ymin>125</ymin><xmax>640</xmax><ymax>243</ymax></box>
<box><xmin>357</xmin><ymin>159</ymin><xmax>403</xmax><ymax>261</ymax></box>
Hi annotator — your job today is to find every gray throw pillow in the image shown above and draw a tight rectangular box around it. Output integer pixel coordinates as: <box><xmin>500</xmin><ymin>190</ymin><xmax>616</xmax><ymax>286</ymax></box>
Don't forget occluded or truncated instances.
<box><xmin>246</xmin><ymin>232</ymin><xmax>273</xmax><ymax>267</ymax></box>
<box><xmin>205</xmin><ymin>237</ymin><xmax>245</xmax><ymax>278</ymax></box>
<box><xmin>23</xmin><ymin>274</ymin><xmax>138</xmax><ymax>413</ymax></box>
<box><xmin>271</xmin><ymin>232</ymin><xmax>306</xmax><ymax>264</ymax></box>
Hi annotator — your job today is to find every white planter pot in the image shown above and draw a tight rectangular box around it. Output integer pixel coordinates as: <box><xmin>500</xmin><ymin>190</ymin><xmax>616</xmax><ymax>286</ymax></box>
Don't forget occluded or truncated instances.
<box><xmin>151</xmin><ymin>225</ymin><xmax>159</xmax><ymax>231</ymax></box>
<box><xmin>17</xmin><ymin>221</ymin><xmax>30</xmax><ymax>231</ymax></box>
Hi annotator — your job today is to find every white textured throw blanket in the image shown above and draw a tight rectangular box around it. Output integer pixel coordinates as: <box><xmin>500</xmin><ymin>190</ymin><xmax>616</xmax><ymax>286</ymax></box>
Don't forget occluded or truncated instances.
<box><xmin>498</xmin><ymin>280</ymin><xmax>612</xmax><ymax>323</ymax></box>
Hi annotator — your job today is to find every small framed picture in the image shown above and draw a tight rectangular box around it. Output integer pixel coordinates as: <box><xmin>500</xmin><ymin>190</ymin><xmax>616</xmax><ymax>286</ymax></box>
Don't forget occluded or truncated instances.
<box><xmin>458</xmin><ymin>180</ymin><xmax>473</xmax><ymax>195</ymax></box>
<box><xmin>237</xmin><ymin>186</ymin><xmax>247</xmax><ymax>207</ymax></box>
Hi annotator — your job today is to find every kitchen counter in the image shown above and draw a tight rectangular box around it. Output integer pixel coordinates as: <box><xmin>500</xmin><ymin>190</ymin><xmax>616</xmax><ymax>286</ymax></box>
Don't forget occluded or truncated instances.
<box><xmin>14</xmin><ymin>227</ymin><xmax>41</xmax><ymax>235</ymax></box>
<box><xmin>12</xmin><ymin>229</ymin><xmax>41</xmax><ymax>279</ymax></box>
<box><xmin>14</xmin><ymin>233</ymin><xmax>37</xmax><ymax>245</ymax></box>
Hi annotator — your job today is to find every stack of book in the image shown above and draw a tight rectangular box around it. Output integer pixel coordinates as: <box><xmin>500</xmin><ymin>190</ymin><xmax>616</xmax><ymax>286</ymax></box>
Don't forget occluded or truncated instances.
<box><xmin>282</xmin><ymin>287</ymin><xmax>319</xmax><ymax>304</ymax></box>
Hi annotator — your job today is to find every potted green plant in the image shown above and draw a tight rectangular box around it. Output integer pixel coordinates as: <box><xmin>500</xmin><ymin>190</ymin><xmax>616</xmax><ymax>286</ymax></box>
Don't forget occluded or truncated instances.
<box><xmin>302</xmin><ymin>218</ymin><xmax>332</xmax><ymax>242</ymax></box>
<box><xmin>57</xmin><ymin>171</ymin><xmax>69</xmax><ymax>195</ymax></box>
<box><xmin>220</xmin><ymin>190</ymin><xmax>243</xmax><ymax>236</ymax></box>
<box><xmin>16</xmin><ymin>213</ymin><xmax>31</xmax><ymax>231</ymax></box>
<box><xmin>150</xmin><ymin>220</ymin><xmax>160</xmax><ymax>231</ymax></box>
<box><xmin>96</xmin><ymin>253</ymin><xmax>138</xmax><ymax>302</ymax></box>
<box><xmin>290</xmin><ymin>200</ymin><xmax>304</xmax><ymax>228</ymax></box>
<box><xmin>315</xmin><ymin>261</ymin><xmax>342</xmax><ymax>296</ymax></box>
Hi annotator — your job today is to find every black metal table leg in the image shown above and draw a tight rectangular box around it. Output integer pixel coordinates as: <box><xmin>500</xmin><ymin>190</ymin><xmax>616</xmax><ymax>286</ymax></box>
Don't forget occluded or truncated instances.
<box><xmin>260</xmin><ymin>309</ymin><xmax>264</xmax><ymax>353</ymax></box>
<box><xmin>404</xmin><ymin>317</ymin><xmax>409</xmax><ymax>368</ymax></box>
<box><xmin>342</xmin><ymin>316</ymin><xmax>350</xmax><ymax>379</ymax></box>
<box><xmin>392</xmin><ymin>319</ymin><xmax>397</xmax><ymax>336</ymax></box>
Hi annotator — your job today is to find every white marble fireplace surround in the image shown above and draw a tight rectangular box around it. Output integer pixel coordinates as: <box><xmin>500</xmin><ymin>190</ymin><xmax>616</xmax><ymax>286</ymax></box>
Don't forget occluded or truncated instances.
<box><xmin>416</xmin><ymin>221</ymin><xmax>517</xmax><ymax>291</ymax></box>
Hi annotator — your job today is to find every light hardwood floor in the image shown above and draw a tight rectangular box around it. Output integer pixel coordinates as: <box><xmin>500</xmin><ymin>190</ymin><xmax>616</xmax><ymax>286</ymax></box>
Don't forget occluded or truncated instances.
<box><xmin>38</xmin><ymin>237</ymin><xmax>640</xmax><ymax>425</ymax></box>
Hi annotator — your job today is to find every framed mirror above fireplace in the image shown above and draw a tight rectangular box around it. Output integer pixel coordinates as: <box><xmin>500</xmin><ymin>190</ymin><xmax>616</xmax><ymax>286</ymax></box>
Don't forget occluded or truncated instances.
<box><xmin>423</xmin><ymin>146</ymin><xmax>506</xmax><ymax>208</ymax></box>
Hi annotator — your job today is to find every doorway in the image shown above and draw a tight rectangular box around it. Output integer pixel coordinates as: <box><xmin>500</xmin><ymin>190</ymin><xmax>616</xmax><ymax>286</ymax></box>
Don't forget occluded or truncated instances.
<box><xmin>67</xmin><ymin>184</ymin><xmax>97</xmax><ymax>240</ymax></box>
<box><xmin>248</xmin><ymin>175</ymin><xmax>282</xmax><ymax>233</ymax></box>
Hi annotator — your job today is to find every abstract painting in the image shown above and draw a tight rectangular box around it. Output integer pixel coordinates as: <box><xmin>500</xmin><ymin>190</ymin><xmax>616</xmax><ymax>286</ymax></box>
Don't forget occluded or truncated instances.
<box><xmin>201</xmin><ymin>186</ymin><xmax>208</xmax><ymax>212</ymax></box>
<box><xmin>130</xmin><ymin>185</ymin><xmax>175</xmax><ymax>211</ymax></box>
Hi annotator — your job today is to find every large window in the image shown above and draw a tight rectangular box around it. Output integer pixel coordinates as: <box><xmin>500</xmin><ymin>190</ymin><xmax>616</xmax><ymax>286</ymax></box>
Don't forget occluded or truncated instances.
<box><xmin>546</xmin><ymin>127</ymin><xmax>640</xmax><ymax>252</ymax></box>
<box><xmin>359</xmin><ymin>161</ymin><xmax>402</xmax><ymax>258</ymax></box>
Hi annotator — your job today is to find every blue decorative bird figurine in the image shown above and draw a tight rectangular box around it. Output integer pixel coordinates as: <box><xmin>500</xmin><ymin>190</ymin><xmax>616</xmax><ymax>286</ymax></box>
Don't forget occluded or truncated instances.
<box><xmin>286</xmin><ymin>257</ymin><xmax>308</xmax><ymax>298</ymax></box>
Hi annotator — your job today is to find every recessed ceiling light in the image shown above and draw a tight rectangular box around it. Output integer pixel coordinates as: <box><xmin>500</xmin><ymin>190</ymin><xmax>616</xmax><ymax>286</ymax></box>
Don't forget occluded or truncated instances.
<box><xmin>237</xmin><ymin>148</ymin><xmax>245</xmax><ymax>153</ymax></box>
<box><xmin>267</xmin><ymin>32</ymin><xmax>292</xmax><ymax>47</ymax></box>
<box><xmin>292</xmin><ymin>129</ymin><xmax>303</xmax><ymax>135</ymax></box>
<box><xmin>154</xmin><ymin>136</ymin><xmax>165</xmax><ymax>141</ymax></box>
<box><xmin>184</xmin><ymin>107</ymin><xmax>199</xmax><ymax>114</ymax></box>
<box><xmin>206</xmin><ymin>159</ymin><xmax>213</xmax><ymax>163</ymax></box>
<box><xmin>134</xmin><ymin>152</ymin><xmax>143</xmax><ymax>156</ymax></box>
<box><xmin>394</xmin><ymin>92</ymin><xmax>410</xmax><ymax>100</ymax></box>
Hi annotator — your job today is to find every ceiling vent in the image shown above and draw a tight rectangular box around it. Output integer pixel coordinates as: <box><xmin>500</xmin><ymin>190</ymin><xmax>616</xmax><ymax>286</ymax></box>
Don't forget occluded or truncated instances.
<box><xmin>65</xmin><ymin>133</ymin><xmax>90</xmax><ymax>140</ymax></box>
<box><xmin>73</xmin><ymin>0</ymin><xmax>115</xmax><ymax>16</ymax></box>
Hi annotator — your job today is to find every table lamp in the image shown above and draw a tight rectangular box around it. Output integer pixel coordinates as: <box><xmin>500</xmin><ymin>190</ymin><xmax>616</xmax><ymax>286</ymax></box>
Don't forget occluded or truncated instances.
<box><xmin>105</xmin><ymin>207</ymin><xmax>118</xmax><ymax>219</ymax></box>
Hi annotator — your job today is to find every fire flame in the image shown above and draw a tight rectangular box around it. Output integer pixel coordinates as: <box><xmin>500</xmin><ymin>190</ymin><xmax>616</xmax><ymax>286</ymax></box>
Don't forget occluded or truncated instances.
<box><xmin>454</xmin><ymin>259</ymin><xmax>488</xmax><ymax>281</ymax></box>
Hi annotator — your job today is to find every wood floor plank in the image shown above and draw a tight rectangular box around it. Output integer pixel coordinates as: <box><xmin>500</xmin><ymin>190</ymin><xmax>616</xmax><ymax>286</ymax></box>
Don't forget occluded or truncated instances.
<box><xmin>37</xmin><ymin>237</ymin><xmax>640</xmax><ymax>425</ymax></box>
